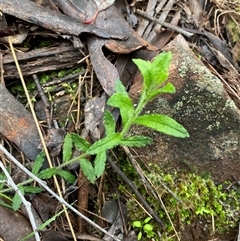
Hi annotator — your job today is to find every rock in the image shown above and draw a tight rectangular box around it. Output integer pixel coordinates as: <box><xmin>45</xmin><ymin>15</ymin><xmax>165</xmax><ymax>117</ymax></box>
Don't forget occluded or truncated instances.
<box><xmin>0</xmin><ymin>204</ymin><xmax>35</xmax><ymax>241</ymax></box>
<box><xmin>129</xmin><ymin>35</ymin><xmax>240</xmax><ymax>182</ymax></box>
<box><xmin>0</xmin><ymin>83</ymin><xmax>41</xmax><ymax>161</ymax></box>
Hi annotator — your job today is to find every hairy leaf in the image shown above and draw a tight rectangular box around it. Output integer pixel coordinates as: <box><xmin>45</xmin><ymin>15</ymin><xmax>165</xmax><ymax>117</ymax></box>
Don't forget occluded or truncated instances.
<box><xmin>32</xmin><ymin>151</ymin><xmax>46</xmax><ymax>175</ymax></box>
<box><xmin>62</xmin><ymin>134</ymin><xmax>73</xmax><ymax>163</ymax></box>
<box><xmin>86</xmin><ymin>133</ymin><xmax>122</xmax><ymax>155</ymax></box>
<box><xmin>146</xmin><ymin>83</ymin><xmax>175</xmax><ymax>102</ymax></box>
<box><xmin>132</xmin><ymin>58</ymin><xmax>152</xmax><ymax>89</ymax></box>
<box><xmin>94</xmin><ymin>151</ymin><xmax>106</xmax><ymax>178</ymax></box>
<box><xmin>71</xmin><ymin>133</ymin><xmax>90</xmax><ymax>152</ymax></box>
<box><xmin>107</xmin><ymin>93</ymin><xmax>134</xmax><ymax>126</ymax></box>
<box><xmin>80</xmin><ymin>159</ymin><xmax>96</xmax><ymax>183</ymax></box>
<box><xmin>151</xmin><ymin>51</ymin><xmax>172</xmax><ymax>83</ymax></box>
<box><xmin>133</xmin><ymin>52</ymin><xmax>172</xmax><ymax>101</ymax></box>
<box><xmin>104</xmin><ymin>110</ymin><xmax>116</xmax><ymax>135</ymax></box>
<box><xmin>134</xmin><ymin>114</ymin><xmax>189</xmax><ymax>138</ymax></box>
<box><xmin>115</xmin><ymin>79</ymin><xmax>128</xmax><ymax>95</ymax></box>
<box><xmin>38</xmin><ymin>168</ymin><xmax>57</xmax><ymax>179</ymax></box>
<box><xmin>120</xmin><ymin>136</ymin><xmax>152</xmax><ymax>147</ymax></box>
<box><xmin>56</xmin><ymin>169</ymin><xmax>76</xmax><ymax>184</ymax></box>
<box><xmin>12</xmin><ymin>185</ymin><xmax>24</xmax><ymax>211</ymax></box>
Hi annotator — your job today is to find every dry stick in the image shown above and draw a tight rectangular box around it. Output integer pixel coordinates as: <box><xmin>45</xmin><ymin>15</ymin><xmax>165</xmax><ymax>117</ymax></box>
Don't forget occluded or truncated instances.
<box><xmin>0</xmin><ymin>144</ymin><xmax>122</xmax><ymax>241</ymax></box>
<box><xmin>107</xmin><ymin>156</ymin><xmax>165</xmax><ymax>227</ymax></box>
<box><xmin>0</xmin><ymin>161</ymin><xmax>41</xmax><ymax>241</ymax></box>
<box><xmin>8</xmin><ymin>37</ymin><xmax>77</xmax><ymax>241</ymax></box>
<box><xmin>136</xmin><ymin>9</ymin><xmax>193</xmax><ymax>38</ymax></box>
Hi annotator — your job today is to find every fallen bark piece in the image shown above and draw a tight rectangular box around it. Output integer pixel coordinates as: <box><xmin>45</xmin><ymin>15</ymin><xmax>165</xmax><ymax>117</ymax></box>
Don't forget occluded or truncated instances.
<box><xmin>129</xmin><ymin>34</ymin><xmax>240</xmax><ymax>182</ymax></box>
<box><xmin>0</xmin><ymin>0</ymin><xmax>125</xmax><ymax>40</ymax></box>
<box><xmin>0</xmin><ymin>83</ymin><xmax>41</xmax><ymax>160</ymax></box>
<box><xmin>3</xmin><ymin>44</ymin><xmax>83</xmax><ymax>79</ymax></box>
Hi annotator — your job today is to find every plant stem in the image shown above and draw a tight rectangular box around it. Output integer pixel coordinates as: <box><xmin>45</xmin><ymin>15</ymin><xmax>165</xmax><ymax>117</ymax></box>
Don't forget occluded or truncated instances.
<box><xmin>58</xmin><ymin>152</ymin><xmax>89</xmax><ymax>169</ymax></box>
<box><xmin>120</xmin><ymin>91</ymin><xmax>148</xmax><ymax>137</ymax></box>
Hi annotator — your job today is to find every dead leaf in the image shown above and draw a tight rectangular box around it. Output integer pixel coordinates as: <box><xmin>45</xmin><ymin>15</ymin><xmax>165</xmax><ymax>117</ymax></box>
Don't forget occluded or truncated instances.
<box><xmin>84</xmin><ymin>95</ymin><xmax>106</xmax><ymax>141</ymax></box>
<box><xmin>88</xmin><ymin>37</ymin><xmax>119</xmax><ymax>96</ymax></box>
<box><xmin>95</xmin><ymin>6</ymin><xmax>157</xmax><ymax>53</ymax></box>
<box><xmin>32</xmin><ymin>193</ymin><xmax>58</xmax><ymax>222</ymax></box>
<box><xmin>54</xmin><ymin>0</ymin><xmax>157</xmax><ymax>53</ymax></box>
<box><xmin>84</xmin><ymin>0</ymin><xmax>115</xmax><ymax>24</ymax></box>
<box><xmin>44</xmin><ymin>128</ymin><xmax>65</xmax><ymax>157</ymax></box>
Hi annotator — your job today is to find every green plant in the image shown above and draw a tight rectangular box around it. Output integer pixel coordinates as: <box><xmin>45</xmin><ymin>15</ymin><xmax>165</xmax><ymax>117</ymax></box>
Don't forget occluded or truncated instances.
<box><xmin>0</xmin><ymin>170</ymin><xmax>43</xmax><ymax>211</ymax></box>
<box><xmin>125</xmin><ymin>164</ymin><xmax>240</xmax><ymax>239</ymax></box>
<box><xmin>41</xmin><ymin>52</ymin><xmax>189</xmax><ymax>183</ymax></box>
<box><xmin>133</xmin><ymin>217</ymin><xmax>156</xmax><ymax>240</ymax></box>
<box><xmin>0</xmin><ymin>151</ymin><xmax>76</xmax><ymax>211</ymax></box>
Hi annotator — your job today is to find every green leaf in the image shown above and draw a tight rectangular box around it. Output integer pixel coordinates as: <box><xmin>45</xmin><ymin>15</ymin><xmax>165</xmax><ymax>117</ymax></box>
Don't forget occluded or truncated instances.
<box><xmin>144</xmin><ymin>224</ymin><xmax>153</xmax><ymax>231</ymax></box>
<box><xmin>104</xmin><ymin>110</ymin><xmax>116</xmax><ymax>135</ymax></box>
<box><xmin>149</xmin><ymin>52</ymin><xmax>172</xmax><ymax>88</ymax></box>
<box><xmin>0</xmin><ymin>198</ymin><xmax>12</xmax><ymax>209</ymax></box>
<box><xmin>107</xmin><ymin>93</ymin><xmax>135</xmax><ymax>126</ymax></box>
<box><xmin>62</xmin><ymin>134</ymin><xmax>73</xmax><ymax>162</ymax></box>
<box><xmin>133</xmin><ymin>221</ymin><xmax>142</xmax><ymax>228</ymax></box>
<box><xmin>32</xmin><ymin>151</ymin><xmax>46</xmax><ymax>175</ymax></box>
<box><xmin>56</xmin><ymin>169</ymin><xmax>76</xmax><ymax>184</ymax></box>
<box><xmin>86</xmin><ymin>133</ymin><xmax>122</xmax><ymax>155</ymax></box>
<box><xmin>144</xmin><ymin>217</ymin><xmax>152</xmax><ymax>223</ymax></box>
<box><xmin>147</xmin><ymin>83</ymin><xmax>175</xmax><ymax>102</ymax></box>
<box><xmin>132</xmin><ymin>58</ymin><xmax>152</xmax><ymax>89</ymax></box>
<box><xmin>133</xmin><ymin>52</ymin><xmax>172</xmax><ymax>101</ymax></box>
<box><xmin>23</xmin><ymin>186</ymin><xmax>43</xmax><ymax>193</ymax></box>
<box><xmin>80</xmin><ymin>158</ymin><xmax>96</xmax><ymax>183</ymax></box>
<box><xmin>134</xmin><ymin>114</ymin><xmax>189</xmax><ymax>138</ymax></box>
<box><xmin>137</xmin><ymin>231</ymin><xmax>142</xmax><ymax>240</ymax></box>
<box><xmin>120</xmin><ymin>136</ymin><xmax>152</xmax><ymax>147</ymax></box>
<box><xmin>115</xmin><ymin>79</ymin><xmax>128</xmax><ymax>94</ymax></box>
<box><xmin>196</xmin><ymin>206</ymin><xmax>212</xmax><ymax>215</ymax></box>
<box><xmin>0</xmin><ymin>171</ymin><xmax>6</xmax><ymax>190</ymax></box>
<box><xmin>21</xmin><ymin>208</ymin><xmax>66</xmax><ymax>241</ymax></box>
<box><xmin>70</xmin><ymin>133</ymin><xmax>90</xmax><ymax>152</ymax></box>
<box><xmin>12</xmin><ymin>185</ymin><xmax>24</xmax><ymax>211</ymax></box>
<box><xmin>38</xmin><ymin>167</ymin><xmax>57</xmax><ymax>179</ymax></box>
<box><xmin>94</xmin><ymin>152</ymin><xmax>106</xmax><ymax>178</ymax></box>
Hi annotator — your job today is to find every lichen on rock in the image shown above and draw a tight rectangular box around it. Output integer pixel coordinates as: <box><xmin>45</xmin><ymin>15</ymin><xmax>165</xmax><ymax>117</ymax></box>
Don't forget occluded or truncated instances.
<box><xmin>129</xmin><ymin>35</ymin><xmax>240</xmax><ymax>182</ymax></box>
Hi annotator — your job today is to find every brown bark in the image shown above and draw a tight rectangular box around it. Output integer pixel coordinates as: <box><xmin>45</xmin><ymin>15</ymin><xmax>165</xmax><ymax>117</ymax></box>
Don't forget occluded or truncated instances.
<box><xmin>0</xmin><ymin>0</ymin><xmax>124</xmax><ymax>40</ymax></box>
<box><xmin>2</xmin><ymin>44</ymin><xmax>83</xmax><ymax>79</ymax></box>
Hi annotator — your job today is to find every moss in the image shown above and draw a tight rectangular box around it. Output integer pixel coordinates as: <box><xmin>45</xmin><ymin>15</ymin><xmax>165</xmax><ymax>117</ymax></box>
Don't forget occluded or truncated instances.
<box><xmin>123</xmin><ymin>164</ymin><xmax>240</xmax><ymax>240</ymax></box>
<box><xmin>226</xmin><ymin>19</ymin><xmax>240</xmax><ymax>44</ymax></box>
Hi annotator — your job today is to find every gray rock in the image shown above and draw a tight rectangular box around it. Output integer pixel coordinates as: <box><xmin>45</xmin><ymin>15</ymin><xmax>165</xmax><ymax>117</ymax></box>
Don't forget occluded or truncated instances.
<box><xmin>129</xmin><ymin>35</ymin><xmax>240</xmax><ymax>182</ymax></box>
